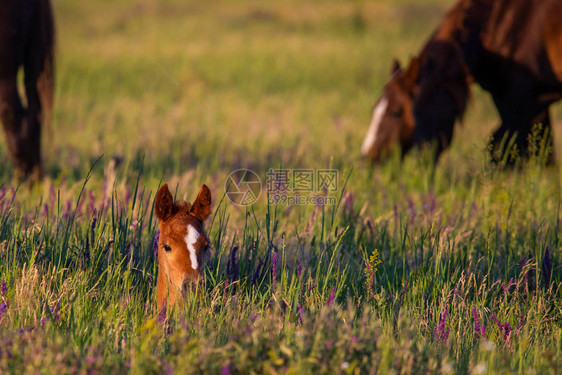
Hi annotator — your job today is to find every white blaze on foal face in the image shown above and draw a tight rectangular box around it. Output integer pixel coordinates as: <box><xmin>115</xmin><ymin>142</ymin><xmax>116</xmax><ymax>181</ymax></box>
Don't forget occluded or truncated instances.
<box><xmin>361</xmin><ymin>97</ymin><xmax>389</xmax><ymax>156</ymax></box>
<box><xmin>185</xmin><ymin>224</ymin><xmax>200</xmax><ymax>270</ymax></box>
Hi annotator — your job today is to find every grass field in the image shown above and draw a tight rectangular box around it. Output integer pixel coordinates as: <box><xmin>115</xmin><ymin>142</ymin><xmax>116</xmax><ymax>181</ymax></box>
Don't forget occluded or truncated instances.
<box><xmin>0</xmin><ymin>0</ymin><xmax>561</xmax><ymax>373</ymax></box>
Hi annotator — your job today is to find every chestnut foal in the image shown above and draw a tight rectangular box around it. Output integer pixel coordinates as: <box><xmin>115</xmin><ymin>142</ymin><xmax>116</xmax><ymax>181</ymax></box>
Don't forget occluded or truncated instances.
<box><xmin>154</xmin><ymin>183</ymin><xmax>212</xmax><ymax>311</ymax></box>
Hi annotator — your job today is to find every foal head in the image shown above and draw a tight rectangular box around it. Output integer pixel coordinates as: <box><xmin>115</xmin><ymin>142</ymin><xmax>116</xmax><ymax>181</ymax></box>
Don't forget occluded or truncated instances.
<box><xmin>362</xmin><ymin>42</ymin><xmax>470</xmax><ymax>163</ymax></box>
<box><xmin>361</xmin><ymin>58</ymin><xmax>419</xmax><ymax>162</ymax></box>
<box><xmin>155</xmin><ymin>183</ymin><xmax>212</xmax><ymax>309</ymax></box>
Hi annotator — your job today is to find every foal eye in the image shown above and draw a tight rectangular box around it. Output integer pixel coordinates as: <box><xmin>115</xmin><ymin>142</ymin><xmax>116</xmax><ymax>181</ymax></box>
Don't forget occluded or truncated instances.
<box><xmin>390</xmin><ymin>108</ymin><xmax>403</xmax><ymax>118</ymax></box>
<box><xmin>163</xmin><ymin>244</ymin><xmax>172</xmax><ymax>252</ymax></box>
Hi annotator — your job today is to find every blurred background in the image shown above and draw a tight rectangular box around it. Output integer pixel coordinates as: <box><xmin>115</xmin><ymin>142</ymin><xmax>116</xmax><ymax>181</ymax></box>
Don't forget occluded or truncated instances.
<box><xmin>1</xmin><ymin>0</ymin><xmax>561</xmax><ymax>192</ymax></box>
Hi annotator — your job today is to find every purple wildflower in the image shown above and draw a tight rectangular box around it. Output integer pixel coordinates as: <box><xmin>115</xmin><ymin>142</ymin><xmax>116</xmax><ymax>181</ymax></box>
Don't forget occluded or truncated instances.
<box><xmin>490</xmin><ymin>315</ymin><xmax>512</xmax><ymax>343</ymax></box>
<box><xmin>1</xmin><ymin>280</ymin><xmax>6</xmax><ymax>297</ymax></box>
<box><xmin>408</xmin><ymin>199</ymin><xmax>416</xmax><ymax>223</ymax></box>
<box><xmin>85</xmin><ymin>357</ymin><xmax>96</xmax><ymax>365</ymax></box>
<box><xmin>434</xmin><ymin>309</ymin><xmax>449</xmax><ymax>343</ymax></box>
<box><xmin>87</xmin><ymin>190</ymin><xmax>95</xmax><ymax>215</ymax></box>
<box><xmin>328</xmin><ymin>287</ymin><xmax>335</xmax><ymax>307</ymax></box>
<box><xmin>400</xmin><ymin>281</ymin><xmax>408</xmax><ymax>304</ymax></box>
<box><xmin>48</xmin><ymin>184</ymin><xmax>56</xmax><ymax>210</ymax></box>
<box><xmin>227</xmin><ymin>246</ymin><xmax>239</xmax><ymax>283</ymax></box>
<box><xmin>63</xmin><ymin>199</ymin><xmax>72</xmax><ymax>221</ymax></box>
<box><xmin>472</xmin><ymin>308</ymin><xmax>481</xmax><ymax>335</ymax></box>
<box><xmin>503</xmin><ymin>322</ymin><xmax>512</xmax><ymax>342</ymax></box>
<box><xmin>83</xmin><ymin>237</ymin><xmax>90</xmax><ymax>266</ymax></box>
<box><xmin>223</xmin><ymin>279</ymin><xmax>230</xmax><ymax>297</ymax></box>
<box><xmin>152</xmin><ymin>231</ymin><xmax>160</xmax><ymax>256</ymax></box>
<box><xmin>272</xmin><ymin>251</ymin><xmax>277</xmax><ymax>291</ymax></box>
<box><xmin>542</xmin><ymin>247</ymin><xmax>552</xmax><ymax>289</ymax></box>
<box><xmin>158</xmin><ymin>299</ymin><xmax>167</xmax><ymax>323</ymax></box>
<box><xmin>490</xmin><ymin>314</ymin><xmax>502</xmax><ymax>330</ymax></box>
<box><xmin>472</xmin><ymin>307</ymin><xmax>485</xmax><ymax>338</ymax></box>
<box><xmin>502</xmin><ymin>278</ymin><xmax>515</xmax><ymax>298</ymax></box>
<box><xmin>522</xmin><ymin>252</ymin><xmax>535</xmax><ymax>293</ymax></box>
<box><xmin>91</xmin><ymin>214</ymin><xmax>97</xmax><ymax>239</ymax></box>
<box><xmin>517</xmin><ymin>312</ymin><xmax>525</xmax><ymax>332</ymax></box>
<box><xmin>125</xmin><ymin>186</ymin><xmax>131</xmax><ymax>208</ymax></box>
<box><xmin>124</xmin><ymin>243</ymin><xmax>131</xmax><ymax>258</ymax></box>
<box><xmin>297</xmin><ymin>304</ymin><xmax>305</xmax><ymax>324</ymax></box>
<box><xmin>248</xmin><ymin>240</ymin><xmax>257</xmax><ymax>264</ymax></box>
<box><xmin>252</xmin><ymin>259</ymin><xmax>264</xmax><ymax>286</ymax></box>
<box><xmin>297</xmin><ymin>263</ymin><xmax>302</xmax><ymax>278</ymax></box>
<box><xmin>221</xmin><ymin>363</ymin><xmax>231</xmax><ymax>375</ymax></box>
<box><xmin>0</xmin><ymin>301</ymin><xmax>8</xmax><ymax>319</ymax></box>
<box><xmin>52</xmin><ymin>299</ymin><xmax>61</xmax><ymax>322</ymax></box>
<box><xmin>343</xmin><ymin>191</ymin><xmax>354</xmax><ymax>215</ymax></box>
<box><xmin>17</xmin><ymin>327</ymin><xmax>33</xmax><ymax>334</ymax></box>
<box><xmin>428</xmin><ymin>188</ymin><xmax>436</xmax><ymax>215</ymax></box>
<box><xmin>316</xmin><ymin>187</ymin><xmax>328</xmax><ymax>209</ymax></box>
<box><xmin>77</xmin><ymin>193</ymin><xmax>84</xmax><ymax>215</ymax></box>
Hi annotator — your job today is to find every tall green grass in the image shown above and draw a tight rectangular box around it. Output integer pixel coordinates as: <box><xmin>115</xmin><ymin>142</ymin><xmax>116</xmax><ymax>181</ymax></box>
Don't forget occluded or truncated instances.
<box><xmin>0</xmin><ymin>151</ymin><xmax>560</xmax><ymax>373</ymax></box>
<box><xmin>0</xmin><ymin>0</ymin><xmax>561</xmax><ymax>373</ymax></box>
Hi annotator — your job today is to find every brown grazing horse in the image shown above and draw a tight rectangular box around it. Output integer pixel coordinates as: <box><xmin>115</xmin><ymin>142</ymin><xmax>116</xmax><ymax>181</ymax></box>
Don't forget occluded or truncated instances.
<box><xmin>154</xmin><ymin>183</ymin><xmax>212</xmax><ymax>311</ymax></box>
<box><xmin>362</xmin><ymin>0</ymin><xmax>562</xmax><ymax>163</ymax></box>
<box><xmin>0</xmin><ymin>0</ymin><xmax>54</xmax><ymax>180</ymax></box>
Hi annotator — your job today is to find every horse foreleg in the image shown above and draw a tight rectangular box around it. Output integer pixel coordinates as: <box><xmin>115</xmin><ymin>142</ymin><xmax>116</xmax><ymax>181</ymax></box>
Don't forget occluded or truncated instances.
<box><xmin>529</xmin><ymin>109</ymin><xmax>555</xmax><ymax>164</ymax></box>
<box><xmin>490</xmin><ymin>124</ymin><xmax>515</xmax><ymax>164</ymax></box>
<box><xmin>23</xmin><ymin>57</ymin><xmax>45</xmax><ymax>181</ymax></box>
<box><xmin>0</xmin><ymin>77</ymin><xmax>32</xmax><ymax>179</ymax></box>
<box><xmin>490</xmin><ymin>108</ymin><xmax>554</xmax><ymax>165</ymax></box>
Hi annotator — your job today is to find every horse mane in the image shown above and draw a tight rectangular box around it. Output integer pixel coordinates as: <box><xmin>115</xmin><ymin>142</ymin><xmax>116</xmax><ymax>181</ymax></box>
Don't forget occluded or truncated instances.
<box><xmin>413</xmin><ymin>0</ymin><xmax>492</xmax><ymax>123</ymax></box>
<box><xmin>417</xmin><ymin>40</ymin><xmax>471</xmax><ymax>122</ymax></box>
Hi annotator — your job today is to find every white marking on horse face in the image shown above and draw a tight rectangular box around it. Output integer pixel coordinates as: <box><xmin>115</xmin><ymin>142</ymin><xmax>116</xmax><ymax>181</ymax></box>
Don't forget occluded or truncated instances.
<box><xmin>185</xmin><ymin>224</ymin><xmax>200</xmax><ymax>270</ymax></box>
<box><xmin>361</xmin><ymin>97</ymin><xmax>389</xmax><ymax>156</ymax></box>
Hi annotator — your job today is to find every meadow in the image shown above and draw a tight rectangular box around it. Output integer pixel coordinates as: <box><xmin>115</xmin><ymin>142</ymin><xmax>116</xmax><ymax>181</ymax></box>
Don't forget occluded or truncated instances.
<box><xmin>0</xmin><ymin>0</ymin><xmax>561</xmax><ymax>373</ymax></box>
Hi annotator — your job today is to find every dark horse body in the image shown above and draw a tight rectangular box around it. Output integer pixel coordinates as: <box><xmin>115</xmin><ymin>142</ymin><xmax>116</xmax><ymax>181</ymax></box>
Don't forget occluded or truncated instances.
<box><xmin>362</xmin><ymin>0</ymin><xmax>562</xmax><ymax>163</ymax></box>
<box><xmin>0</xmin><ymin>0</ymin><xmax>54</xmax><ymax>180</ymax></box>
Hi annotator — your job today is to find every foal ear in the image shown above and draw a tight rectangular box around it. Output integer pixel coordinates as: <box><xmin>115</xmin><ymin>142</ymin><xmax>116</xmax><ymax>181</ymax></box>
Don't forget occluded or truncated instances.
<box><xmin>406</xmin><ymin>57</ymin><xmax>420</xmax><ymax>85</ymax></box>
<box><xmin>190</xmin><ymin>184</ymin><xmax>212</xmax><ymax>222</ymax></box>
<box><xmin>391</xmin><ymin>59</ymin><xmax>402</xmax><ymax>74</ymax></box>
<box><xmin>155</xmin><ymin>184</ymin><xmax>174</xmax><ymax>221</ymax></box>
